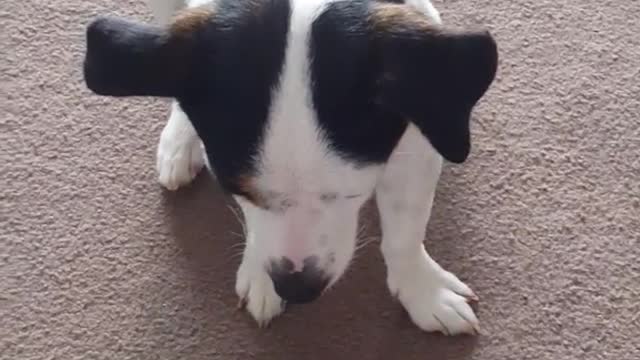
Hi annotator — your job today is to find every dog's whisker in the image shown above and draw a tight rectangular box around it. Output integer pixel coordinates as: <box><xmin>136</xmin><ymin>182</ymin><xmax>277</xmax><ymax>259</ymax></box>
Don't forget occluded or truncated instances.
<box><xmin>356</xmin><ymin>223</ymin><xmax>369</xmax><ymax>238</ymax></box>
<box><xmin>226</xmin><ymin>203</ymin><xmax>241</xmax><ymax>217</ymax></box>
<box><xmin>353</xmin><ymin>235</ymin><xmax>380</xmax><ymax>257</ymax></box>
<box><xmin>392</xmin><ymin>151</ymin><xmax>418</xmax><ymax>156</ymax></box>
<box><xmin>356</xmin><ymin>234</ymin><xmax>379</xmax><ymax>247</ymax></box>
<box><xmin>228</xmin><ymin>231</ymin><xmax>245</xmax><ymax>239</ymax></box>
<box><xmin>227</xmin><ymin>241</ymin><xmax>246</xmax><ymax>250</ymax></box>
<box><xmin>220</xmin><ymin>248</ymin><xmax>246</xmax><ymax>262</ymax></box>
<box><xmin>226</xmin><ymin>204</ymin><xmax>247</xmax><ymax>236</ymax></box>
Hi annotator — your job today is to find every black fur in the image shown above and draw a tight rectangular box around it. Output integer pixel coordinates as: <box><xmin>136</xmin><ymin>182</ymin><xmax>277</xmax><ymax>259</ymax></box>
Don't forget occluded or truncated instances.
<box><xmin>176</xmin><ymin>0</ymin><xmax>291</xmax><ymax>194</ymax></box>
<box><xmin>373</xmin><ymin>24</ymin><xmax>498</xmax><ymax>163</ymax></box>
<box><xmin>311</xmin><ymin>0</ymin><xmax>498</xmax><ymax>165</ymax></box>
<box><xmin>83</xmin><ymin>0</ymin><xmax>498</xmax><ymax>197</ymax></box>
<box><xmin>84</xmin><ymin>16</ymin><xmax>189</xmax><ymax>97</ymax></box>
<box><xmin>310</xmin><ymin>0</ymin><xmax>408</xmax><ymax>165</ymax></box>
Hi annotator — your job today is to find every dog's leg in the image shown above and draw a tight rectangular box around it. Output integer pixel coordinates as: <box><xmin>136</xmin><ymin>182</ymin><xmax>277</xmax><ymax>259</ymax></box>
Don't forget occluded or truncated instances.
<box><xmin>235</xmin><ymin>233</ymin><xmax>284</xmax><ymax>326</ymax></box>
<box><xmin>156</xmin><ymin>101</ymin><xmax>205</xmax><ymax>190</ymax></box>
<box><xmin>405</xmin><ymin>0</ymin><xmax>442</xmax><ymax>23</ymax></box>
<box><xmin>376</xmin><ymin>126</ymin><xmax>479</xmax><ymax>335</ymax></box>
<box><xmin>146</xmin><ymin>1</ymin><xmax>204</xmax><ymax>190</ymax></box>
<box><xmin>146</xmin><ymin>0</ymin><xmax>187</xmax><ymax>24</ymax></box>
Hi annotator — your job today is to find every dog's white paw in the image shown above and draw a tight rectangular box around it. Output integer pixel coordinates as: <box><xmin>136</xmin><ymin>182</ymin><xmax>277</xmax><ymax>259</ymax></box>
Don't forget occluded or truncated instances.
<box><xmin>235</xmin><ymin>259</ymin><xmax>284</xmax><ymax>326</ymax></box>
<box><xmin>388</xmin><ymin>263</ymin><xmax>480</xmax><ymax>335</ymax></box>
<box><xmin>156</xmin><ymin>131</ymin><xmax>205</xmax><ymax>191</ymax></box>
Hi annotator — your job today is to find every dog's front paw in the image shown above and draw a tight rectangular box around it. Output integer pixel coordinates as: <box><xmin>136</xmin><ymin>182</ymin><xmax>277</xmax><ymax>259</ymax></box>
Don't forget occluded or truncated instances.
<box><xmin>156</xmin><ymin>131</ymin><xmax>204</xmax><ymax>191</ymax></box>
<box><xmin>388</xmin><ymin>264</ymin><xmax>479</xmax><ymax>335</ymax></box>
<box><xmin>235</xmin><ymin>259</ymin><xmax>284</xmax><ymax>326</ymax></box>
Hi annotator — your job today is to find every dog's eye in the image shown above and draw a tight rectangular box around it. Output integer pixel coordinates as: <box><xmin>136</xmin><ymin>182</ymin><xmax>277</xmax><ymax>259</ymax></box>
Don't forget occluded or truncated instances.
<box><xmin>320</xmin><ymin>193</ymin><xmax>363</xmax><ymax>203</ymax></box>
<box><xmin>320</xmin><ymin>193</ymin><xmax>338</xmax><ymax>203</ymax></box>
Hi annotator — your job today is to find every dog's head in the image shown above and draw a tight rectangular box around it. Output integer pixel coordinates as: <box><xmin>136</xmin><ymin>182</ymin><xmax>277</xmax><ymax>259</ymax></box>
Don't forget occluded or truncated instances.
<box><xmin>84</xmin><ymin>0</ymin><xmax>497</xmax><ymax>303</ymax></box>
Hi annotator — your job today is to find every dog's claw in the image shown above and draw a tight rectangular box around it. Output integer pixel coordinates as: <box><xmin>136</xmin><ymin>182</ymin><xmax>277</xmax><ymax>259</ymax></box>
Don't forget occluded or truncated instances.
<box><xmin>472</xmin><ymin>324</ymin><xmax>485</xmax><ymax>336</ymax></box>
<box><xmin>466</xmin><ymin>292</ymin><xmax>480</xmax><ymax>303</ymax></box>
<box><xmin>236</xmin><ymin>297</ymin><xmax>247</xmax><ymax>311</ymax></box>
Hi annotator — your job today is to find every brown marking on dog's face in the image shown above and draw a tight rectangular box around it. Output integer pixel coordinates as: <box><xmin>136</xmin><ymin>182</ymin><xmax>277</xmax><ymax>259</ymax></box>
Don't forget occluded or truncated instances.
<box><xmin>233</xmin><ymin>174</ymin><xmax>270</xmax><ymax>210</ymax></box>
<box><xmin>368</xmin><ymin>3</ymin><xmax>438</xmax><ymax>34</ymax></box>
<box><xmin>169</xmin><ymin>6</ymin><xmax>215</xmax><ymax>36</ymax></box>
<box><xmin>168</xmin><ymin>1</ymin><xmax>270</xmax><ymax>37</ymax></box>
<box><xmin>233</xmin><ymin>175</ymin><xmax>300</xmax><ymax>213</ymax></box>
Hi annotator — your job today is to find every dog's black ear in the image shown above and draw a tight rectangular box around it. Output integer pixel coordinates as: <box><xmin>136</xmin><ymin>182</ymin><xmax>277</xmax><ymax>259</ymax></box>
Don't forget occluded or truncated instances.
<box><xmin>83</xmin><ymin>9</ymin><xmax>212</xmax><ymax>97</ymax></box>
<box><xmin>370</xmin><ymin>4</ymin><xmax>498</xmax><ymax>163</ymax></box>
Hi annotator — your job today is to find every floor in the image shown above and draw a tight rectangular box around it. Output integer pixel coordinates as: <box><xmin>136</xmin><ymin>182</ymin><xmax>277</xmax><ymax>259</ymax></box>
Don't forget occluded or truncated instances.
<box><xmin>2</xmin><ymin>0</ymin><xmax>639</xmax><ymax>359</ymax></box>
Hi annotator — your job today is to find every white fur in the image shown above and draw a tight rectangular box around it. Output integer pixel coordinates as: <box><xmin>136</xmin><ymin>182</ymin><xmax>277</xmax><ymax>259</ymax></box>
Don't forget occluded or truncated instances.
<box><xmin>405</xmin><ymin>0</ymin><xmax>441</xmax><ymax>22</ymax></box>
<box><xmin>157</xmin><ymin>101</ymin><xmax>205</xmax><ymax>190</ymax></box>
<box><xmin>235</xmin><ymin>0</ymin><xmax>377</xmax><ymax>324</ymax></box>
<box><xmin>145</xmin><ymin>0</ymin><xmax>185</xmax><ymax>24</ymax></box>
<box><xmin>150</xmin><ymin>0</ymin><xmax>478</xmax><ymax>335</ymax></box>
<box><xmin>235</xmin><ymin>241</ymin><xmax>285</xmax><ymax>325</ymax></box>
<box><xmin>377</xmin><ymin>124</ymin><xmax>480</xmax><ymax>335</ymax></box>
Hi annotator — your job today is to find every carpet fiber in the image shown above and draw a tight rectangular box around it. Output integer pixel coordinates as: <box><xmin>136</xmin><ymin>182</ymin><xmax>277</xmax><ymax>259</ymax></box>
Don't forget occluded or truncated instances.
<box><xmin>2</xmin><ymin>0</ymin><xmax>639</xmax><ymax>359</ymax></box>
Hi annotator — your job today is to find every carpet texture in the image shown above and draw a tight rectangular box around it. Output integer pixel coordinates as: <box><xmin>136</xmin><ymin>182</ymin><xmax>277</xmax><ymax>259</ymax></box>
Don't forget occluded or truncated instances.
<box><xmin>2</xmin><ymin>0</ymin><xmax>639</xmax><ymax>359</ymax></box>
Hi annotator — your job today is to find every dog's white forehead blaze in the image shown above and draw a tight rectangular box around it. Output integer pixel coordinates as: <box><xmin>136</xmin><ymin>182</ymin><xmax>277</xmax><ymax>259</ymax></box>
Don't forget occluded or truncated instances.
<box><xmin>256</xmin><ymin>0</ymin><xmax>378</xmax><ymax>200</ymax></box>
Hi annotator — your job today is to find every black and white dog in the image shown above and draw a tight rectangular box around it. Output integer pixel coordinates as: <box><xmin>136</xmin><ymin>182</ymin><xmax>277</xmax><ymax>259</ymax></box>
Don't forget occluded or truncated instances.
<box><xmin>83</xmin><ymin>0</ymin><xmax>498</xmax><ymax>335</ymax></box>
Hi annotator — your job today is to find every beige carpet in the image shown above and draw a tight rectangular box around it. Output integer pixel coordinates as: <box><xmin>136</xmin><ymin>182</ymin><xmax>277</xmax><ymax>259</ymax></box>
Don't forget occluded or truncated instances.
<box><xmin>2</xmin><ymin>0</ymin><xmax>639</xmax><ymax>359</ymax></box>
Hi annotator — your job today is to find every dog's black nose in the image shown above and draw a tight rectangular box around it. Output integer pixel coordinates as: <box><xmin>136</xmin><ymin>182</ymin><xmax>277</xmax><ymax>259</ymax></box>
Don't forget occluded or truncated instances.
<box><xmin>268</xmin><ymin>257</ymin><xmax>329</xmax><ymax>304</ymax></box>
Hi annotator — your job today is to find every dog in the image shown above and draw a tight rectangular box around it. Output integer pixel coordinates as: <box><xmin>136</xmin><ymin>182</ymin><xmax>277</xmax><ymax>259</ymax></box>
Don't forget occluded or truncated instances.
<box><xmin>83</xmin><ymin>0</ymin><xmax>498</xmax><ymax>335</ymax></box>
